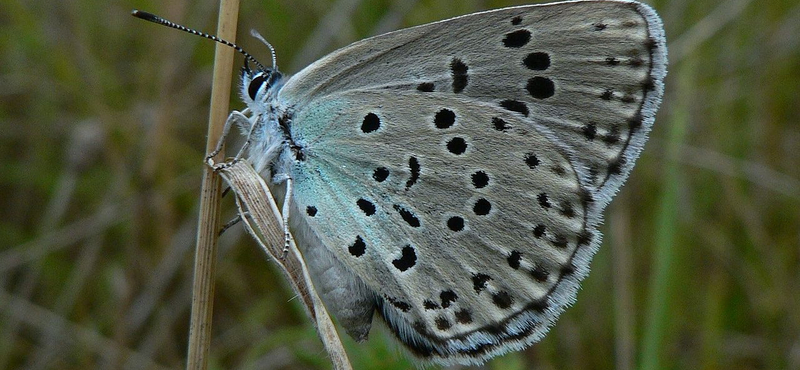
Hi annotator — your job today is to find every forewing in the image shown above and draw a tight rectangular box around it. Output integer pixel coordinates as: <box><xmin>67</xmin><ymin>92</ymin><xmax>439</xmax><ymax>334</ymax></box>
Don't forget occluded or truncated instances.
<box><xmin>279</xmin><ymin>0</ymin><xmax>666</xmax><ymax>203</ymax></box>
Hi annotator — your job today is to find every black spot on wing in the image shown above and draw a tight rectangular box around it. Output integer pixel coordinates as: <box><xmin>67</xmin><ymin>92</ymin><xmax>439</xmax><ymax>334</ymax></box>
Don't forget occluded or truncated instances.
<box><xmin>394</xmin><ymin>204</ymin><xmax>421</xmax><ymax>228</ymax></box>
<box><xmin>361</xmin><ymin>113</ymin><xmax>380</xmax><ymax>133</ymax></box>
<box><xmin>417</xmin><ymin>82</ymin><xmax>435</xmax><ymax>92</ymax></box>
<box><xmin>503</xmin><ymin>29</ymin><xmax>531</xmax><ymax>48</ymax></box>
<box><xmin>405</xmin><ymin>156</ymin><xmax>420</xmax><ymax>189</ymax></box>
<box><xmin>472</xmin><ymin>273</ymin><xmax>491</xmax><ymax>293</ymax></box>
<box><xmin>450</xmin><ymin>58</ymin><xmax>468</xmax><ymax>93</ymax></box>
<box><xmin>349</xmin><ymin>236</ymin><xmax>366</xmax><ymax>257</ymax></box>
<box><xmin>499</xmin><ymin>100</ymin><xmax>529</xmax><ymax>116</ymax></box>
<box><xmin>392</xmin><ymin>245</ymin><xmax>417</xmax><ymax>272</ymax></box>
<box><xmin>524</xmin><ymin>52</ymin><xmax>550</xmax><ymax>70</ymax></box>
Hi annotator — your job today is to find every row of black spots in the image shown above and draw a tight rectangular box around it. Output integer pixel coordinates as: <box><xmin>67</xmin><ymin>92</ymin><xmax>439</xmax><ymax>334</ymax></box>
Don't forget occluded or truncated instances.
<box><xmin>560</xmin><ymin>263</ymin><xmax>576</xmax><ymax>278</ymax></box>
<box><xmin>436</xmin><ymin>307</ymin><xmax>474</xmax><ymax>330</ymax></box>
<box><xmin>620</xmin><ymin>93</ymin><xmax>637</xmax><ymax>104</ymax></box>
<box><xmin>533</xmin><ymin>224</ymin><xmax>546</xmax><ymax>238</ymax></box>
<box><xmin>423</xmin><ymin>300</ymin><xmax>439</xmax><ymax>310</ymax></box>
<box><xmin>455</xmin><ymin>308</ymin><xmax>473</xmax><ymax>324</ymax></box>
<box><xmin>499</xmin><ymin>99</ymin><xmax>529</xmax><ymax>117</ymax></box>
<box><xmin>551</xmin><ymin>164</ymin><xmax>566</xmax><ymax>177</ymax></box>
<box><xmin>472</xmin><ymin>170</ymin><xmax>489</xmax><ymax>189</ymax></box>
<box><xmin>393</xmin><ymin>205</ymin><xmax>421</xmax><ymax>228</ymax></box>
<box><xmin>524</xmin><ymin>52</ymin><xmax>550</xmax><ymax>71</ymax></box>
<box><xmin>622</xmin><ymin>20</ymin><xmax>639</xmax><ymax>28</ymax></box>
<box><xmin>629</xmin><ymin>55</ymin><xmax>645</xmax><ymax>68</ymax></box>
<box><xmin>349</xmin><ymin>236</ymin><xmax>366</xmax><ymax>257</ymax></box>
<box><xmin>306</xmin><ymin>206</ymin><xmax>317</xmax><ymax>217</ymax></box>
<box><xmin>602</xmin><ymin>125</ymin><xmax>621</xmax><ymax>146</ymax></box>
<box><xmin>527</xmin><ymin>76</ymin><xmax>555</xmax><ymax>99</ymax></box>
<box><xmin>492</xmin><ymin>291</ymin><xmax>514</xmax><ymax>309</ymax></box>
<box><xmin>508</xmin><ymin>249</ymin><xmax>551</xmax><ymax>283</ymax></box>
<box><xmin>474</xmin><ymin>198</ymin><xmax>491</xmax><ymax>216</ymax></box>
<box><xmin>599</xmin><ymin>87</ymin><xmax>637</xmax><ymax>105</ymax></box>
<box><xmin>492</xmin><ymin>117</ymin><xmax>511</xmax><ymax>132</ymax></box>
<box><xmin>417</xmin><ymin>82</ymin><xmax>435</xmax><ymax>92</ymax></box>
<box><xmin>524</xmin><ymin>153</ymin><xmax>540</xmax><ymax>169</ymax></box>
<box><xmin>392</xmin><ymin>245</ymin><xmax>417</xmax><ymax>272</ymax></box>
<box><xmin>373</xmin><ymin>167</ymin><xmax>389</xmax><ymax>182</ymax></box>
<box><xmin>361</xmin><ymin>112</ymin><xmax>380</xmax><ymax>133</ymax></box>
<box><xmin>434</xmin><ymin>108</ymin><xmax>456</xmax><ymax>129</ymax></box>
<box><xmin>421</xmin><ymin>290</ymin><xmax>459</xmax><ymax>310</ymax></box>
<box><xmin>450</xmin><ymin>58</ymin><xmax>468</xmax><ymax>93</ymax></box>
<box><xmin>447</xmin><ymin>216</ymin><xmax>465</xmax><ymax>232</ymax></box>
<box><xmin>551</xmin><ymin>233</ymin><xmax>568</xmax><ymax>249</ymax></box>
<box><xmin>528</xmin><ymin>298</ymin><xmax>550</xmax><ymax>313</ymax></box>
<box><xmin>530</xmin><ymin>264</ymin><xmax>549</xmax><ymax>283</ymax></box>
<box><xmin>357</xmin><ymin>198</ymin><xmax>376</xmax><ymax>216</ymax></box>
<box><xmin>583</xmin><ymin>122</ymin><xmax>597</xmax><ymax>141</ymax></box>
<box><xmin>435</xmin><ymin>316</ymin><xmax>451</xmax><ymax>331</ymax></box>
<box><xmin>472</xmin><ymin>273</ymin><xmax>492</xmax><ymax>293</ymax></box>
<box><xmin>405</xmin><ymin>157</ymin><xmax>420</xmax><ymax>189</ymax></box>
<box><xmin>446</xmin><ymin>137</ymin><xmax>468</xmax><ymax>155</ymax></box>
<box><xmin>502</xmin><ymin>29</ymin><xmax>531</xmax><ymax>48</ymax></box>
<box><xmin>602</xmin><ymin>56</ymin><xmax>646</xmax><ymax>69</ymax></box>
<box><xmin>507</xmin><ymin>250</ymin><xmax>522</xmax><ymax>270</ymax></box>
<box><xmin>608</xmin><ymin>155</ymin><xmax>627</xmax><ymax>176</ymax></box>
<box><xmin>385</xmin><ymin>295</ymin><xmax>411</xmax><ymax>312</ymax></box>
<box><xmin>537</xmin><ymin>192</ymin><xmax>551</xmax><ymax>209</ymax></box>
<box><xmin>440</xmin><ymin>290</ymin><xmax>458</xmax><ymax>308</ymax></box>
<box><xmin>559</xmin><ymin>201</ymin><xmax>575</xmax><ymax>218</ymax></box>
<box><xmin>593</xmin><ymin>19</ymin><xmax>640</xmax><ymax>32</ymax></box>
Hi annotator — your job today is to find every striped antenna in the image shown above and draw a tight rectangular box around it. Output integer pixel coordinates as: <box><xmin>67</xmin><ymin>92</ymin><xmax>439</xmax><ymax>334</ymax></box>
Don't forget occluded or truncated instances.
<box><xmin>131</xmin><ymin>9</ymin><xmax>267</xmax><ymax>71</ymax></box>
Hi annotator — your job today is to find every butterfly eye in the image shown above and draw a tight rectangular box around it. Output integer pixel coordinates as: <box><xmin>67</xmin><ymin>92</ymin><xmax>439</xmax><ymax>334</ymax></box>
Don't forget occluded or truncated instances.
<box><xmin>248</xmin><ymin>73</ymin><xmax>269</xmax><ymax>100</ymax></box>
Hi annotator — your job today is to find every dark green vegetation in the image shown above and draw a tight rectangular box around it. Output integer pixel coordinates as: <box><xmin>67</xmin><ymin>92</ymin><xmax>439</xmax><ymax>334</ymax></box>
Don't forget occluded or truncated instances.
<box><xmin>1</xmin><ymin>0</ymin><xmax>798</xmax><ymax>369</ymax></box>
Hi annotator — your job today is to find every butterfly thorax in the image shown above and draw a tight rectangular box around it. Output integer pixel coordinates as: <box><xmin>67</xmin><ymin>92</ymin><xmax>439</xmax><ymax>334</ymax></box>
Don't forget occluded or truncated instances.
<box><xmin>240</xmin><ymin>67</ymin><xmax>302</xmax><ymax>179</ymax></box>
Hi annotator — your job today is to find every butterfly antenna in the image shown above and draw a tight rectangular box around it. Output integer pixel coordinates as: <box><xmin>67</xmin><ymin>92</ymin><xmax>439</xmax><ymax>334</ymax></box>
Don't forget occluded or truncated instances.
<box><xmin>131</xmin><ymin>9</ymin><xmax>267</xmax><ymax>71</ymax></box>
<box><xmin>250</xmin><ymin>29</ymin><xmax>277</xmax><ymax>70</ymax></box>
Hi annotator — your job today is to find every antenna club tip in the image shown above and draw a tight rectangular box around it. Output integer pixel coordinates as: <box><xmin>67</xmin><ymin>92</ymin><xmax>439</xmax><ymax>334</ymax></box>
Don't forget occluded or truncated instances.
<box><xmin>131</xmin><ymin>9</ymin><xmax>160</xmax><ymax>23</ymax></box>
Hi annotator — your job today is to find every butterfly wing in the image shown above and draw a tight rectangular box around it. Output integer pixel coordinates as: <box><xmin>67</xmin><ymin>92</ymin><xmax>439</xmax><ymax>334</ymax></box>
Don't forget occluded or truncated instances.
<box><xmin>280</xmin><ymin>0</ymin><xmax>666</xmax><ymax>203</ymax></box>
<box><xmin>275</xmin><ymin>0</ymin><xmax>666</xmax><ymax>364</ymax></box>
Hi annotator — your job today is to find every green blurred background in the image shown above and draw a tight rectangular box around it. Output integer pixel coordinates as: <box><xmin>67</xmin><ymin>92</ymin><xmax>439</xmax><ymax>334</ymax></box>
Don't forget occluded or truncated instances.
<box><xmin>1</xmin><ymin>0</ymin><xmax>798</xmax><ymax>369</ymax></box>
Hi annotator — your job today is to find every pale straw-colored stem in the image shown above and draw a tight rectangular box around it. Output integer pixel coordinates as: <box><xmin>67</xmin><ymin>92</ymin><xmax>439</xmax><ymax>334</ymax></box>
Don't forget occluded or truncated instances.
<box><xmin>187</xmin><ymin>0</ymin><xmax>240</xmax><ymax>368</ymax></box>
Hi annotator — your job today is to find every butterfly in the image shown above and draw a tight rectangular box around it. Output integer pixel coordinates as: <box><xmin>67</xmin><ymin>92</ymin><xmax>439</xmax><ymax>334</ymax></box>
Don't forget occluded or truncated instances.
<box><xmin>135</xmin><ymin>0</ymin><xmax>666</xmax><ymax>365</ymax></box>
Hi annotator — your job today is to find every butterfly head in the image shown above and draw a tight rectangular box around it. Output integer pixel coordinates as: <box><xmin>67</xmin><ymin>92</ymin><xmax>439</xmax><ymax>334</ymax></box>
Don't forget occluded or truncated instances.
<box><xmin>131</xmin><ymin>9</ymin><xmax>283</xmax><ymax>108</ymax></box>
<box><xmin>240</xmin><ymin>66</ymin><xmax>283</xmax><ymax>107</ymax></box>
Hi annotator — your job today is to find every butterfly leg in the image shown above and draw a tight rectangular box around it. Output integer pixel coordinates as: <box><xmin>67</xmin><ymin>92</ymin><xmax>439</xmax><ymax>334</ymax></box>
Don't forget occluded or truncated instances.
<box><xmin>206</xmin><ymin>110</ymin><xmax>252</xmax><ymax>169</ymax></box>
<box><xmin>273</xmin><ymin>173</ymin><xmax>294</xmax><ymax>260</ymax></box>
<box><xmin>218</xmin><ymin>214</ymin><xmax>244</xmax><ymax>236</ymax></box>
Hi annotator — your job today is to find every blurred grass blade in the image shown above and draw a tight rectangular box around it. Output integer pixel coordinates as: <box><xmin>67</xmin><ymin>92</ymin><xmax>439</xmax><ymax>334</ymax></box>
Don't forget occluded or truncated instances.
<box><xmin>640</xmin><ymin>60</ymin><xmax>694</xmax><ymax>370</ymax></box>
